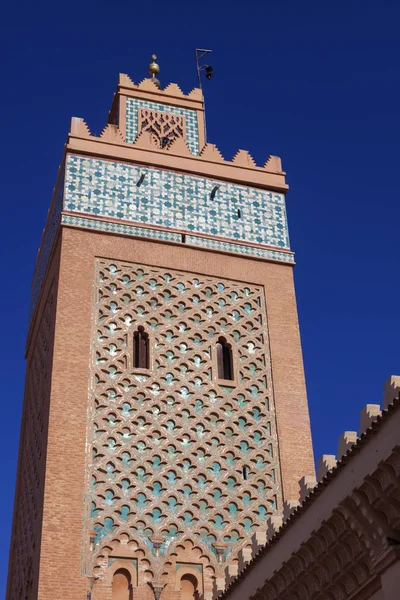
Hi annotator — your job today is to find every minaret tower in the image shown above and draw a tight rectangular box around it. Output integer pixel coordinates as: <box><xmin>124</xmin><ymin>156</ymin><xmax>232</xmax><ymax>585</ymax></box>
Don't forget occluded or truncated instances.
<box><xmin>7</xmin><ymin>57</ymin><xmax>314</xmax><ymax>600</ymax></box>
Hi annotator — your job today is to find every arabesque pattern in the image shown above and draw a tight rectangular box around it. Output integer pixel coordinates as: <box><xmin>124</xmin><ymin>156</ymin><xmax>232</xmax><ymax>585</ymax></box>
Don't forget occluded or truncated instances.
<box><xmin>138</xmin><ymin>108</ymin><xmax>186</xmax><ymax>148</ymax></box>
<box><xmin>85</xmin><ymin>259</ymin><xmax>282</xmax><ymax>572</ymax></box>
<box><xmin>125</xmin><ymin>98</ymin><xmax>199</xmax><ymax>154</ymax></box>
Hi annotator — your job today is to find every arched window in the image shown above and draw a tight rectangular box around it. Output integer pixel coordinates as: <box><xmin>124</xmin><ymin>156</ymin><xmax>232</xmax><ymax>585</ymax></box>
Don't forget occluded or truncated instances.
<box><xmin>180</xmin><ymin>573</ymin><xmax>200</xmax><ymax>600</ymax></box>
<box><xmin>216</xmin><ymin>337</ymin><xmax>233</xmax><ymax>381</ymax></box>
<box><xmin>133</xmin><ymin>327</ymin><xmax>149</xmax><ymax>369</ymax></box>
<box><xmin>112</xmin><ymin>568</ymin><xmax>133</xmax><ymax>600</ymax></box>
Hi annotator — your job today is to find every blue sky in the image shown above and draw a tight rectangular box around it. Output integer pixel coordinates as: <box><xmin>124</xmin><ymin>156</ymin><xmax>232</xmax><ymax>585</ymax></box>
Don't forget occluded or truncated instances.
<box><xmin>1</xmin><ymin>0</ymin><xmax>400</xmax><ymax>593</ymax></box>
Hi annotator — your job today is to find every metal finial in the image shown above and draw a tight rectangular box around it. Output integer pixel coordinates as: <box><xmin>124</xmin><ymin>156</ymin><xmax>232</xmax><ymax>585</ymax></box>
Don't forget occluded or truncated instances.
<box><xmin>148</xmin><ymin>54</ymin><xmax>160</xmax><ymax>77</ymax></box>
<box><xmin>148</xmin><ymin>54</ymin><xmax>161</xmax><ymax>88</ymax></box>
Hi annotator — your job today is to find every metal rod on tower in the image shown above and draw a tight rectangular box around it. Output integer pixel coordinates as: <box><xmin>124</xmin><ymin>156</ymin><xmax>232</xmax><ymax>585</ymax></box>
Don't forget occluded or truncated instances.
<box><xmin>195</xmin><ymin>48</ymin><xmax>213</xmax><ymax>143</ymax></box>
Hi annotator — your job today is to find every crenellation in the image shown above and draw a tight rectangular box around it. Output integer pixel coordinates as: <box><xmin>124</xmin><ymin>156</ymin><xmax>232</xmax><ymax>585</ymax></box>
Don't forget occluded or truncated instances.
<box><xmin>162</xmin><ymin>82</ymin><xmax>185</xmax><ymax>96</ymax></box>
<box><xmin>224</xmin><ymin>564</ymin><xmax>239</xmax><ymax>587</ymax></box>
<box><xmin>212</xmin><ymin>577</ymin><xmax>226</xmax><ymax>600</ymax></box>
<box><xmin>263</xmin><ymin>155</ymin><xmax>283</xmax><ymax>173</ymax></box>
<box><xmin>383</xmin><ymin>375</ymin><xmax>400</xmax><ymax>409</ymax></box>
<box><xmin>283</xmin><ymin>500</ymin><xmax>299</xmax><ymax>521</ymax></box>
<box><xmin>119</xmin><ymin>72</ymin><xmax>203</xmax><ymax>102</ymax></box>
<box><xmin>317</xmin><ymin>454</ymin><xmax>337</xmax><ymax>480</ymax></box>
<box><xmin>337</xmin><ymin>431</ymin><xmax>358</xmax><ymax>459</ymax></box>
<box><xmin>186</xmin><ymin>87</ymin><xmax>203</xmax><ymax>101</ymax></box>
<box><xmin>119</xmin><ymin>73</ymin><xmax>135</xmax><ymax>88</ymax></box>
<box><xmin>266</xmin><ymin>515</ymin><xmax>283</xmax><ymax>540</ymax></box>
<box><xmin>298</xmin><ymin>475</ymin><xmax>317</xmax><ymax>502</ymax></box>
<box><xmin>67</xmin><ymin>114</ymin><xmax>286</xmax><ymax>175</ymax></box>
<box><xmin>251</xmin><ymin>530</ymin><xmax>267</xmax><ymax>556</ymax></box>
<box><xmin>99</xmin><ymin>123</ymin><xmax>125</xmax><ymax>143</ymax></box>
<box><xmin>199</xmin><ymin>143</ymin><xmax>226</xmax><ymax>162</ymax></box>
<box><xmin>70</xmin><ymin>116</ymin><xmax>92</xmax><ymax>137</ymax></box>
<box><xmin>237</xmin><ymin>547</ymin><xmax>253</xmax><ymax>572</ymax></box>
<box><xmin>136</xmin><ymin>77</ymin><xmax>162</xmax><ymax>92</ymax></box>
<box><xmin>231</xmin><ymin>149</ymin><xmax>257</xmax><ymax>168</ymax></box>
<box><xmin>359</xmin><ymin>404</ymin><xmax>381</xmax><ymax>434</ymax></box>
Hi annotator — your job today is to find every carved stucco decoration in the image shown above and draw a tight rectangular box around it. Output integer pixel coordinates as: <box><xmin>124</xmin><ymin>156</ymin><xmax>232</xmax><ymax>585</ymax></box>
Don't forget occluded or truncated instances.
<box><xmin>245</xmin><ymin>448</ymin><xmax>400</xmax><ymax>600</ymax></box>
<box><xmin>138</xmin><ymin>108</ymin><xmax>186</xmax><ymax>148</ymax></box>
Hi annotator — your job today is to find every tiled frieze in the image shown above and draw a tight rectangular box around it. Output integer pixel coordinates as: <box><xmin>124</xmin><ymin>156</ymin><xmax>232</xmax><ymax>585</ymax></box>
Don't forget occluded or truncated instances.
<box><xmin>85</xmin><ymin>259</ymin><xmax>282</xmax><ymax>573</ymax></box>
<box><xmin>125</xmin><ymin>98</ymin><xmax>199</xmax><ymax>154</ymax></box>
<box><xmin>61</xmin><ymin>214</ymin><xmax>182</xmax><ymax>243</ymax></box>
<box><xmin>60</xmin><ymin>215</ymin><xmax>295</xmax><ymax>264</ymax></box>
<box><xmin>64</xmin><ymin>155</ymin><xmax>290</xmax><ymax>249</ymax></box>
<box><xmin>30</xmin><ymin>156</ymin><xmax>291</xmax><ymax>322</ymax></box>
<box><xmin>185</xmin><ymin>235</ymin><xmax>295</xmax><ymax>263</ymax></box>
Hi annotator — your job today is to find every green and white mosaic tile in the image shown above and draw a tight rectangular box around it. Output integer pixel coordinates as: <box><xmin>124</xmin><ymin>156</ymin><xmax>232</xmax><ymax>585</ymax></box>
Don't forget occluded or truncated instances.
<box><xmin>64</xmin><ymin>155</ymin><xmax>290</xmax><ymax>249</ymax></box>
<box><xmin>31</xmin><ymin>155</ymin><xmax>293</xmax><ymax>322</ymax></box>
<box><xmin>185</xmin><ymin>235</ymin><xmax>295</xmax><ymax>263</ymax></box>
<box><xmin>61</xmin><ymin>214</ymin><xmax>181</xmax><ymax>243</ymax></box>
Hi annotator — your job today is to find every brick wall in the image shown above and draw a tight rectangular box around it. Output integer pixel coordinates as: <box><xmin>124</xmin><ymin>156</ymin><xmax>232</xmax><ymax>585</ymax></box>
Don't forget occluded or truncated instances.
<box><xmin>6</xmin><ymin>245</ymin><xmax>60</xmax><ymax>600</ymax></box>
<box><xmin>8</xmin><ymin>225</ymin><xmax>314</xmax><ymax>600</ymax></box>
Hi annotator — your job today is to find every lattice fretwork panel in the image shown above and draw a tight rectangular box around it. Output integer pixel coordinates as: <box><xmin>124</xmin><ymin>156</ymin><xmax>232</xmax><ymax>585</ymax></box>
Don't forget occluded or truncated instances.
<box><xmin>86</xmin><ymin>259</ymin><xmax>282</xmax><ymax>568</ymax></box>
<box><xmin>138</xmin><ymin>108</ymin><xmax>186</xmax><ymax>148</ymax></box>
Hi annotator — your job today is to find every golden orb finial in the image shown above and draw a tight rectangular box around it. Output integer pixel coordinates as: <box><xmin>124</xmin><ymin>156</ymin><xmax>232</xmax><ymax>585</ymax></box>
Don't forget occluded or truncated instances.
<box><xmin>148</xmin><ymin>54</ymin><xmax>160</xmax><ymax>78</ymax></box>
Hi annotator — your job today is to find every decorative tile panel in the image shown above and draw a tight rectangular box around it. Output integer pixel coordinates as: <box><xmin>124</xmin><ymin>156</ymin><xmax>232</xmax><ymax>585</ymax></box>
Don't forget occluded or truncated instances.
<box><xmin>61</xmin><ymin>214</ymin><xmax>181</xmax><ymax>243</ymax></box>
<box><xmin>64</xmin><ymin>155</ymin><xmax>290</xmax><ymax>249</ymax></box>
<box><xmin>186</xmin><ymin>235</ymin><xmax>295</xmax><ymax>264</ymax></box>
<box><xmin>126</xmin><ymin>98</ymin><xmax>199</xmax><ymax>155</ymax></box>
<box><xmin>85</xmin><ymin>260</ymin><xmax>282</xmax><ymax>572</ymax></box>
<box><xmin>61</xmin><ymin>215</ymin><xmax>295</xmax><ymax>265</ymax></box>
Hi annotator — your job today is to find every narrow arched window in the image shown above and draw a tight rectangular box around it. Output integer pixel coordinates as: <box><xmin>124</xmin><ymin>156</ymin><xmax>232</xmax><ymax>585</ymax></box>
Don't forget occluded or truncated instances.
<box><xmin>133</xmin><ymin>327</ymin><xmax>149</xmax><ymax>369</ymax></box>
<box><xmin>112</xmin><ymin>568</ymin><xmax>132</xmax><ymax>600</ymax></box>
<box><xmin>216</xmin><ymin>337</ymin><xmax>233</xmax><ymax>380</ymax></box>
<box><xmin>180</xmin><ymin>574</ymin><xmax>200</xmax><ymax>600</ymax></box>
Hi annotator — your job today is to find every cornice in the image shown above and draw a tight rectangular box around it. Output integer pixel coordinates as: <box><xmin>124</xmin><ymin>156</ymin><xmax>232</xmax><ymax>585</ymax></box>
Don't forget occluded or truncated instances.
<box><xmin>67</xmin><ymin>119</ymin><xmax>288</xmax><ymax>192</ymax></box>
<box><xmin>220</xmin><ymin>397</ymin><xmax>400</xmax><ymax>599</ymax></box>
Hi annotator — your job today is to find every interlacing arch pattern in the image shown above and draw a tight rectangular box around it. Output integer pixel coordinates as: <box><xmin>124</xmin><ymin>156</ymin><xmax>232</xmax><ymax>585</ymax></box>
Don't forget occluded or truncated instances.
<box><xmin>85</xmin><ymin>259</ymin><xmax>282</xmax><ymax>573</ymax></box>
<box><xmin>92</xmin><ymin>534</ymin><xmax>216</xmax><ymax>596</ymax></box>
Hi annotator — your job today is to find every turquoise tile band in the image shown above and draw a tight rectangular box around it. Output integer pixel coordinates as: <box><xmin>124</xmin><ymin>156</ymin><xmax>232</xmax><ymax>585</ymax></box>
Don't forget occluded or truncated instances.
<box><xmin>185</xmin><ymin>235</ymin><xmax>295</xmax><ymax>263</ymax></box>
<box><xmin>64</xmin><ymin>155</ymin><xmax>290</xmax><ymax>249</ymax></box>
<box><xmin>30</xmin><ymin>155</ymin><xmax>292</xmax><ymax>322</ymax></box>
<box><xmin>59</xmin><ymin>215</ymin><xmax>294</xmax><ymax>264</ymax></box>
<box><xmin>61</xmin><ymin>214</ymin><xmax>181</xmax><ymax>243</ymax></box>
